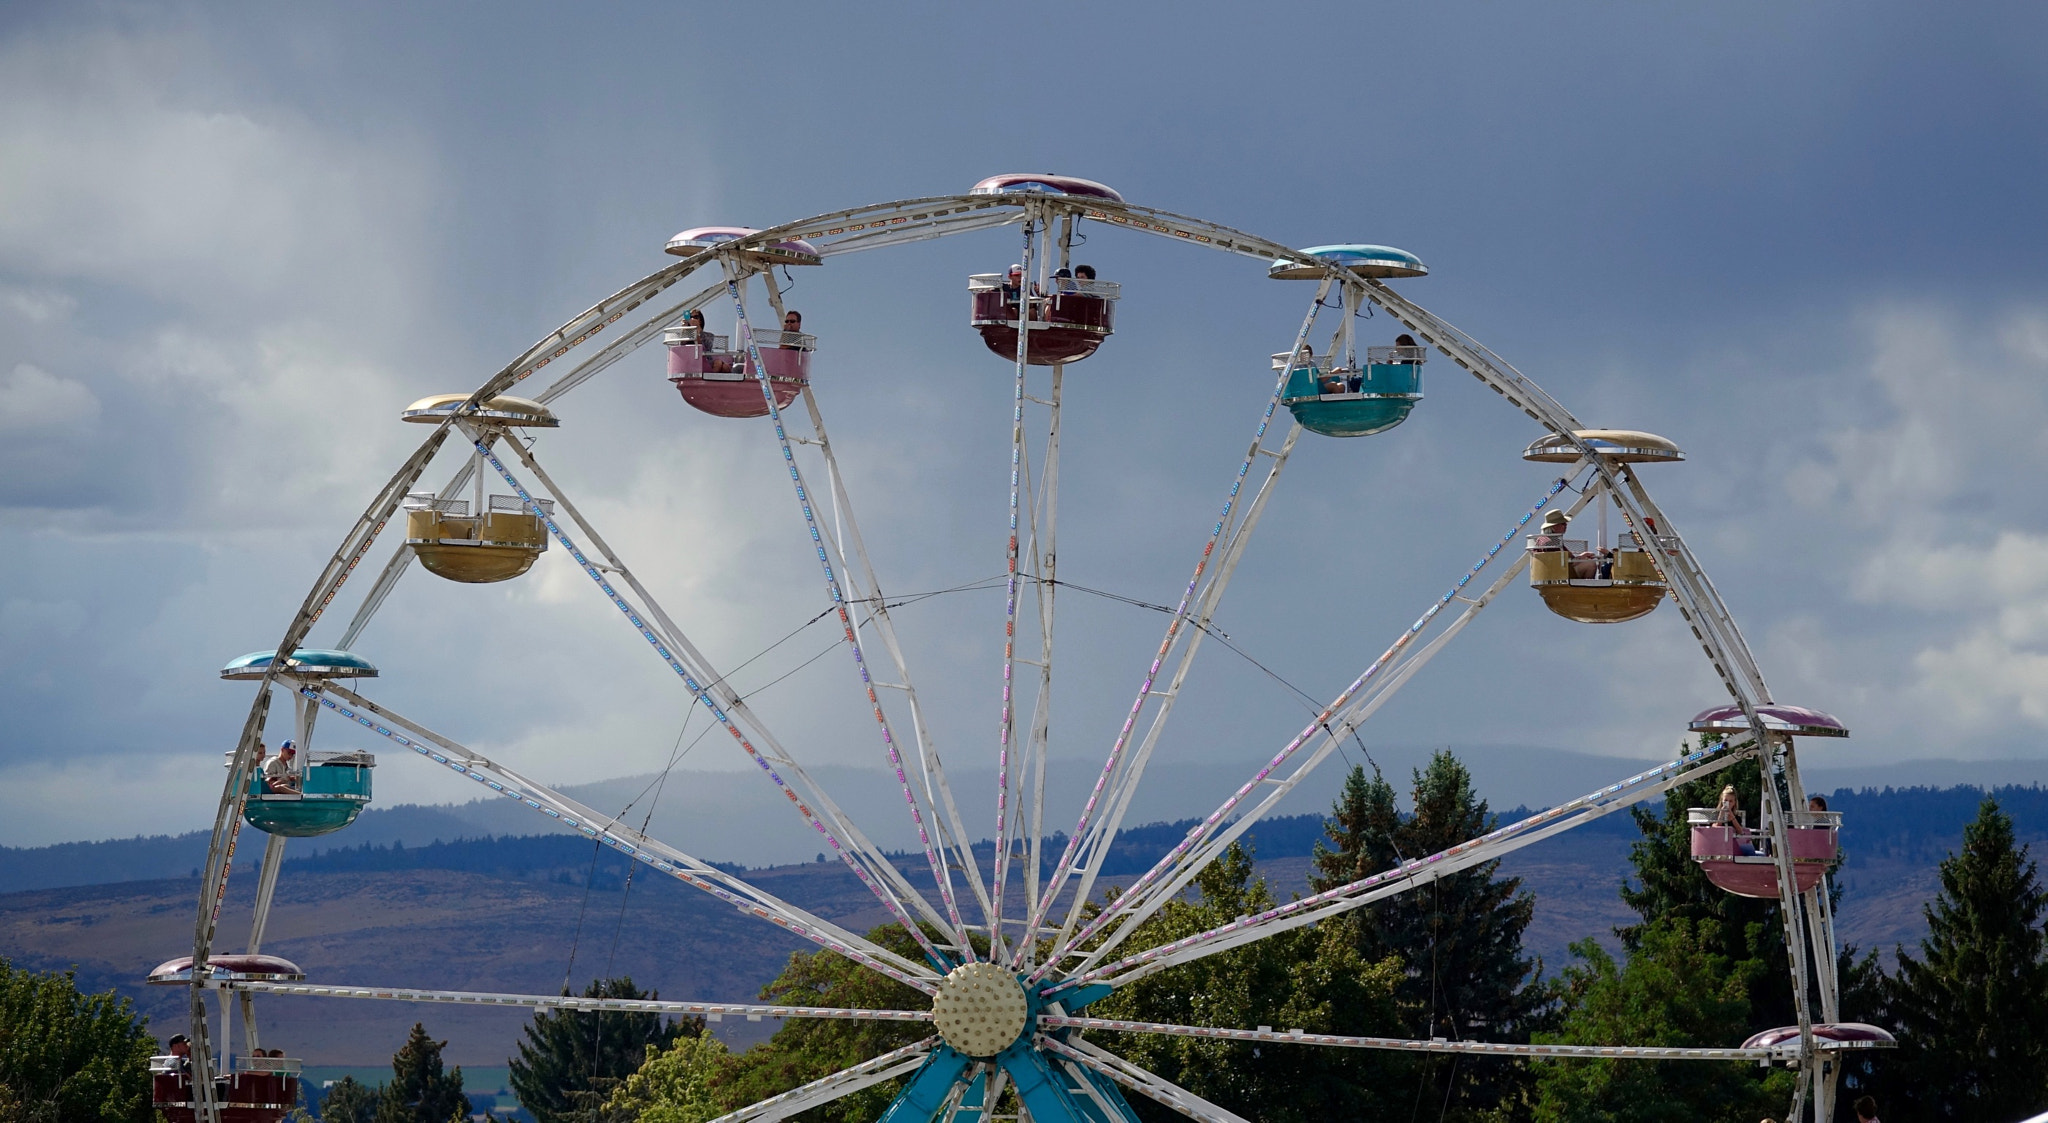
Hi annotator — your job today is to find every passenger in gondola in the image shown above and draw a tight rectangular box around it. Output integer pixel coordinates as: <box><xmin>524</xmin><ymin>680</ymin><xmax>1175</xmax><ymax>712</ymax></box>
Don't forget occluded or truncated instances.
<box><xmin>678</xmin><ymin>309</ymin><xmax>723</xmax><ymax>372</ymax></box>
<box><xmin>1714</xmin><ymin>784</ymin><xmax>1762</xmax><ymax>855</ymax></box>
<box><xmin>780</xmin><ymin>310</ymin><xmax>803</xmax><ymax>347</ymax></box>
<box><xmin>1074</xmin><ymin>264</ymin><xmax>1097</xmax><ymax>281</ymax></box>
<box><xmin>1394</xmin><ymin>332</ymin><xmax>1419</xmax><ymax>352</ymax></box>
<box><xmin>1318</xmin><ymin>352</ymin><xmax>1347</xmax><ymax>396</ymax></box>
<box><xmin>1808</xmin><ymin>794</ymin><xmax>1828</xmax><ymax>813</ymax></box>
<box><xmin>1713</xmin><ymin>783</ymin><xmax>1741</xmax><ymax>826</ymax></box>
<box><xmin>1001</xmin><ymin>264</ymin><xmax>1025</xmax><ymax>306</ymax></box>
<box><xmin>1530</xmin><ymin>510</ymin><xmax>1601</xmax><ymax>578</ymax></box>
<box><xmin>265</xmin><ymin>742</ymin><xmax>300</xmax><ymax>795</ymax></box>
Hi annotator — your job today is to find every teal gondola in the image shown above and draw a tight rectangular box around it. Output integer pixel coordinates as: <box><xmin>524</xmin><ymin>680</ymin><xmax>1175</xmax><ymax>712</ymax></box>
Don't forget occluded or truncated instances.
<box><xmin>1276</xmin><ymin>341</ymin><xmax>1425</xmax><ymax>437</ymax></box>
<box><xmin>243</xmin><ymin>751</ymin><xmax>375</xmax><ymax>837</ymax></box>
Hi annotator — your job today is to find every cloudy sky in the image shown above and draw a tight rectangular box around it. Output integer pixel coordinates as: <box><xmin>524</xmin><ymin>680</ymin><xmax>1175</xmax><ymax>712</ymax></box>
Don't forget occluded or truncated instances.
<box><xmin>3</xmin><ymin>2</ymin><xmax>2046</xmax><ymax>848</ymax></box>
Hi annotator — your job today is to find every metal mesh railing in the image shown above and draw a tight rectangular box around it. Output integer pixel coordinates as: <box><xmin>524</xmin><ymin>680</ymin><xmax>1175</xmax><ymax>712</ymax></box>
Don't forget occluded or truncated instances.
<box><xmin>752</xmin><ymin>330</ymin><xmax>818</xmax><ymax>351</ymax></box>
<box><xmin>662</xmin><ymin>326</ymin><xmax>730</xmax><ymax>350</ymax></box>
<box><xmin>405</xmin><ymin>494</ymin><xmax>469</xmax><ymax>516</ymax></box>
<box><xmin>1365</xmin><ymin>344</ymin><xmax>1427</xmax><ymax>364</ymax></box>
<box><xmin>1051</xmin><ymin>277</ymin><xmax>1121</xmax><ymax>299</ymax></box>
<box><xmin>490</xmin><ymin>494</ymin><xmax>554</xmax><ymax>515</ymax></box>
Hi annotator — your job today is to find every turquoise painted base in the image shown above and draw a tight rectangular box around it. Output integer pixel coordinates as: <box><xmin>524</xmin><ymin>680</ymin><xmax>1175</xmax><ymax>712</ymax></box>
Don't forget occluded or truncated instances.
<box><xmin>1280</xmin><ymin>361</ymin><xmax>1422</xmax><ymax>438</ymax></box>
<box><xmin>243</xmin><ymin>762</ymin><xmax>373</xmax><ymax>837</ymax></box>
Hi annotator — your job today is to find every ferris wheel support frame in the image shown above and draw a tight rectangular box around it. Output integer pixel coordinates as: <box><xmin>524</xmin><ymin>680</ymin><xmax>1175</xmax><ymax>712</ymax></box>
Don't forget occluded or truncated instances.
<box><xmin>186</xmin><ymin>188</ymin><xmax>1848</xmax><ymax>1123</ymax></box>
<box><xmin>1028</xmin><ymin>283</ymin><xmax>1326</xmax><ymax>965</ymax></box>
<box><xmin>723</xmin><ymin>260</ymin><xmax>974</xmax><ymax>965</ymax></box>
<box><xmin>302</xmin><ymin>677</ymin><xmax>937</xmax><ymax>986</ymax></box>
<box><xmin>1053</xmin><ymin>477</ymin><xmax>1588</xmax><ymax>979</ymax></box>
<box><xmin>1352</xmin><ymin>281</ymin><xmax>1834</xmax><ymax>1111</ymax></box>
<box><xmin>483</xmin><ymin>432</ymin><xmax>963</xmax><ymax>960</ymax></box>
<box><xmin>794</xmin><ymin>383</ymin><xmax>997</xmax><ymax>924</ymax></box>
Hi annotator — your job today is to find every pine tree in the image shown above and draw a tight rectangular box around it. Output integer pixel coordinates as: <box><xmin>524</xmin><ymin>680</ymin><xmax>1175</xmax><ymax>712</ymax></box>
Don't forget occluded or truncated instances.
<box><xmin>319</xmin><ymin>1075</ymin><xmax>379</xmax><ymax>1123</ymax></box>
<box><xmin>372</xmin><ymin>1023</ymin><xmax>468</xmax><ymax>1123</ymax></box>
<box><xmin>1616</xmin><ymin>753</ymin><xmax>1800</xmax><ymax>1031</ymax></box>
<box><xmin>1882</xmin><ymin>797</ymin><xmax>2048</xmax><ymax>1121</ymax></box>
<box><xmin>510</xmin><ymin>978</ymin><xmax>694</xmax><ymax>1123</ymax></box>
<box><xmin>1092</xmin><ymin>841</ymin><xmax>1408</xmax><ymax>1123</ymax></box>
<box><xmin>1532</xmin><ymin>918</ymin><xmax>1793</xmax><ymax>1121</ymax></box>
<box><xmin>1309</xmin><ymin>755</ymin><xmax>1546</xmax><ymax>1119</ymax></box>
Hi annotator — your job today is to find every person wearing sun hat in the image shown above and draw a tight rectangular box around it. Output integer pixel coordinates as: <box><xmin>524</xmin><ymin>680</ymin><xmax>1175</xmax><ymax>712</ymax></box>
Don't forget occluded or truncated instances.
<box><xmin>1531</xmin><ymin>509</ymin><xmax>1601</xmax><ymax>578</ymax></box>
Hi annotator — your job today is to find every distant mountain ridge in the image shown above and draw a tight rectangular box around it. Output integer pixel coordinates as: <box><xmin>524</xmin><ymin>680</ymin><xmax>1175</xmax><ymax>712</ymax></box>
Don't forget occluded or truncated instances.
<box><xmin>2</xmin><ymin>784</ymin><xmax>2041</xmax><ymax>1065</ymax></box>
<box><xmin>5</xmin><ymin>781</ymin><xmax>2040</xmax><ymax>896</ymax></box>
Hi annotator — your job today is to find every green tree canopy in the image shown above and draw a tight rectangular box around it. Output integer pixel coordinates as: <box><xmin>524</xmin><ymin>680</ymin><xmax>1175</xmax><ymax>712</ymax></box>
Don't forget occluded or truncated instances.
<box><xmin>319</xmin><ymin>1074</ymin><xmax>379</xmax><ymax>1123</ymax></box>
<box><xmin>601</xmin><ymin>1032</ymin><xmax>730</xmax><ymax>1123</ymax></box>
<box><xmin>1881</xmin><ymin>797</ymin><xmax>2048</xmax><ymax>1121</ymax></box>
<box><xmin>1531</xmin><ymin>918</ymin><xmax>1792</xmax><ymax>1122</ymax></box>
<box><xmin>1092</xmin><ymin>841</ymin><xmax>1408</xmax><ymax>1123</ymax></box>
<box><xmin>372</xmin><ymin>1023</ymin><xmax>468</xmax><ymax>1123</ymax></box>
<box><xmin>1616</xmin><ymin>755</ymin><xmax>1802</xmax><ymax>1030</ymax></box>
<box><xmin>0</xmin><ymin>958</ymin><xmax>157</xmax><ymax>1123</ymax></box>
<box><xmin>707</xmin><ymin>924</ymin><xmax>935</xmax><ymax>1123</ymax></box>
<box><xmin>510</xmin><ymin>977</ymin><xmax>695</xmax><ymax>1123</ymax></box>
<box><xmin>1310</xmin><ymin>755</ymin><xmax>1547</xmax><ymax>1118</ymax></box>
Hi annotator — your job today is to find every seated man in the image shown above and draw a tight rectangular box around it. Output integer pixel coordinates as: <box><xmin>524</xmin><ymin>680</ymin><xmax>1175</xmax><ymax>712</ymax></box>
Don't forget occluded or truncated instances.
<box><xmin>779</xmin><ymin>309</ymin><xmax>803</xmax><ymax>347</ymax></box>
<box><xmin>1073</xmin><ymin>264</ymin><xmax>1097</xmax><ymax>281</ymax></box>
<box><xmin>1529</xmin><ymin>510</ymin><xmax>1600</xmax><ymax>578</ymax></box>
<box><xmin>264</xmin><ymin>741</ymin><xmax>300</xmax><ymax>795</ymax></box>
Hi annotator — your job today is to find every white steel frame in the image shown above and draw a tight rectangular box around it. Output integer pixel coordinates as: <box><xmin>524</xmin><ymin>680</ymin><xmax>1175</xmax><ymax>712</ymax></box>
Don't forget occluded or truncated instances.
<box><xmin>183</xmin><ymin>188</ymin><xmax>1846</xmax><ymax>1123</ymax></box>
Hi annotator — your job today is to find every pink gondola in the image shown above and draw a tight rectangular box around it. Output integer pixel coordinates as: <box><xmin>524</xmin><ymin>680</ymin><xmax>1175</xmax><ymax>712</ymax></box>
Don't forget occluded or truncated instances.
<box><xmin>666</xmin><ymin>326</ymin><xmax>814</xmax><ymax>418</ymax></box>
<box><xmin>1688</xmin><ymin>809</ymin><xmax>1839</xmax><ymax>898</ymax></box>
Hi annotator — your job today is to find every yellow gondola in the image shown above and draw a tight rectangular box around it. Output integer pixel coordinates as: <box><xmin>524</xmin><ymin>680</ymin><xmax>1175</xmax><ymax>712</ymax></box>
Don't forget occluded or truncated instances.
<box><xmin>399</xmin><ymin>394</ymin><xmax>560</xmax><ymax>583</ymax></box>
<box><xmin>1521</xmin><ymin>430</ymin><xmax>1683</xmax><ymax>624</ymax></box>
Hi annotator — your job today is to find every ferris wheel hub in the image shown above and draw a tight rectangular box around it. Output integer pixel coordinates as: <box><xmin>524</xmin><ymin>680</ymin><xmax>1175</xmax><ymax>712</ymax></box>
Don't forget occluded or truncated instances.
<box><xmin>930</xmin><ymin>961</ymin><xmax>1031</xmax><ymax>1057</ymax></box>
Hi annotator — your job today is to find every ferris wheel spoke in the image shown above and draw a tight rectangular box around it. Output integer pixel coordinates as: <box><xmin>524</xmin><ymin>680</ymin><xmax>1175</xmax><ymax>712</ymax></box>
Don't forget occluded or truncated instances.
<box><xmin>484</xmin><ymin>435</ymin><xmax>961</xmax><ymax>965</ymax></box>
<box><xmin>986</xmin><ymin>210</ymin><xmax>1054</xmax><ymax>965</ymax></box>
<box><xmin>1059</xmin><ymin>481</ymin><xmax>1584</xmax><ymax>972</ymax></box>
<box><xmin>1039</xmin><ymin>1017</ymin><xmax>1778</xmax><ymax>1064</ymax></box>
<box><xmin>722</xmin><ymin>263</ymin><xmax>974</xmax><ymax>958</ymax></box>
<box><xmin>1053</xmin><ymin>738</ymin><xmax>1751</xmax><ymax>994</ymax></box>
<box><xmin>1041</xmin><ymin>418</ymin><xmax>1304</xmax><ymax>961</ymax></box>
<box><xmin>794</xmin><ymin>387</ymin><xmax>995</xmax><ymax>926</ymax></box>
<box><xmin>228</xmin><ymin>979</ymin><xmax>931</xmax><ymax>1024</ymax></box>
<box><xmin>1023</xmin><ymin>283</ymin><xmax>1330</xmax><ymax>972</ymax></box>
<box><xmin>304</xmin><ymin>680</ymin><xmax>940</xmax><ymax>987</ymax></box>
<box><xmin>712</xmin><ymin>1038</ymin><xmax>941</xmax><ymax>1123</ymax></box>
<box><xmin>1037</xmin><ymin>1037</ymin><xmax>1246</xmax><ymax>1123</ymax></box>
<box><xmin>1017</xmin><ymin>357</ymin><xmax>1066</xmax><ymax>937</ymax></box>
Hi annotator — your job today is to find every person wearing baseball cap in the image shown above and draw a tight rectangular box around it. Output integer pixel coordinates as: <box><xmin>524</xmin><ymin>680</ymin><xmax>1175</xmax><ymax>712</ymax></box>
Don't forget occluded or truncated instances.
<box><xmin>264</xmin><ymin>740</ymin><xmax>300</xmax><ymax>794</ymax></box>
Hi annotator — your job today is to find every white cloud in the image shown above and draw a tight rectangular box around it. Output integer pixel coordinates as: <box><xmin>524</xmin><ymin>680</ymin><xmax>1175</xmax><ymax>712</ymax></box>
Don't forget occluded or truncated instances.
<box><xmin>1778</xmin><ymin>307</ymin><xmax>2048</xmax><ymax>737</ymax></box>
<box><xmin>0</xmin><ymin>363</ymin><xmax>99</xmax><ymax>433</ymax></box>
<box><xmin>0</xmin><ymin>287</ymin><xmax>78</xmax><ymax>322</ymax></box>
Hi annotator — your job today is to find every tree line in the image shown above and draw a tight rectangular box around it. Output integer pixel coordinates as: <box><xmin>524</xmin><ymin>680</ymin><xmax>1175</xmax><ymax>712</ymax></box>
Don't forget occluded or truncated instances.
<box><xmin>7</xmin><ymin>752</ymin><xmax>2044</xmax><ymax>1122</ymax></box>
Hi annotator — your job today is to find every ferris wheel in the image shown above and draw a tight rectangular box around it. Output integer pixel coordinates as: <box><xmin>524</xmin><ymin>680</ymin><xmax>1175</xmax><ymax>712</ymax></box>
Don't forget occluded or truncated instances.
<box><xmin>148</xmin><ymin>174</ymin><xmax>1897</xmax><ymax>1123</ymax></box>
